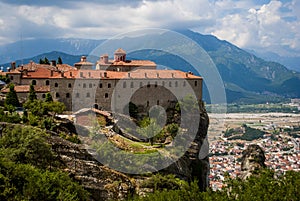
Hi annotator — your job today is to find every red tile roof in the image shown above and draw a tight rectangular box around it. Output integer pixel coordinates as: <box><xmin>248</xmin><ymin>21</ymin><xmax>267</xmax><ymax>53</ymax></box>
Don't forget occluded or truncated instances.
<box><xmin>1</xmin><ymin>85</ymin><xmax>50</xmax><ymax>93</ymax></box>
<box><xmin>97</xmin><ymin>60</ymin><xmax>156</xmax><ymax>67</ymax></box>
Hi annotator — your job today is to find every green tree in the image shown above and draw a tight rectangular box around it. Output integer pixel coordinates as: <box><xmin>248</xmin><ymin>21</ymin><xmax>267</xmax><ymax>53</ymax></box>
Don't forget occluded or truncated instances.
<box><xmin>45</xmin><ymin>92</ymin><xmax>53</xmax><ymax>102</ymax></box>
<box><xmin>28</xmin><ymin>84</ymin><xmax>37</xmax><ymax>101</ymax></box>
<box><xmin>137</xmin><ymin>118</ymin><xmax>162</xmax><ymax>145</ymax></box>
<box><xmin>57</xmin><ymin>56</ymin><xmax>63</xmax><ymax>64</ymax></box>
<box><xmin>44</xmin><ymin>57</ymin><xmax>50</xmax><ymax>65</ymax></box>
<box><xmin>4</xmin><ymin>84</ymin><xmax>20</xmax><ymax>108</ymax></box>
<box><xmin>39</xmin><ymin>58</ymin><xmax>44</xmax><ymax>64</ymax></box>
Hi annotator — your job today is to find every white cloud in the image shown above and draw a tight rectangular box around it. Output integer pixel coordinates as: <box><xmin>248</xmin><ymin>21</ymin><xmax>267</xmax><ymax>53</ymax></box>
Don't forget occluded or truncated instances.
<box><xmin>0</xmin><ymin>0</ymin><xmax>299</xmax><ymax>56</ymax></box>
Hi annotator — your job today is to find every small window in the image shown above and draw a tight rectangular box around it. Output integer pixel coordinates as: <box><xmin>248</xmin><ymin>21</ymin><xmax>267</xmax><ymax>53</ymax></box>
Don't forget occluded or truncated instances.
<box><xmin>157</xmin><ymin>100</ymin><xmax>159</xmax><ymax>105</ymax></box>
<box><xmin>99</xmin><ymin>83</ymin><xmax>103</xmax><ymax>88</ymax></box>
<box><xmin>105</xmin><ymin>93</ymin><xmax>108</xmax><ymax>98</ymax></box>
<box><xmin>68</xmin><ymin>83</ymin><xmax>72</xmax><ymax>88</ymax></box>
<box><xmin>87</xmin><ymin>92</ymin><xmax>90</xmax><ymax>97</ymax></box>
<box><xmin>155</xmin><ymin>81</ymin><xmax>158</xmax><ymax>88</ymax></box>
<box><xmin>130</xmin><ymin>82</ymin><xmax>134</xmax><ymax>88</ymax></box>
<box><xmin>108</xmin><ymin>83</ymin><xmax>111</xmax><ymax>88</ymax></box>
<box><xmin>54</xmin><ymin>83</ymin><xmax>58</xmax><ymax>87</ymax></box>
<box><xmin>169</xmin><ymin>82</ymin><xmax>172</xmax><ymax>87</ymax></box>
<box><xmin>42</xmin><ymin>94</ymin><xmax>46</xmax><ymax>98</ymax></box>
<box><xmin>66</xmin><ymin>93</ymin><xmax>70</xmax><ymax>98</ymax></box>
<box><xmin>10</xmin><ymin>76</ymin><xmax>13</xmax><ymax>80</ymax></box>
<box><xmin>195</xmin><ymin>81</ymin><xmax>198</xmax><ymax>86</ymax></box>
<box><xmin>89</xmin><ymin>83</ymin><xmax>92</xmax><ymax>88</ymax></box>
<box><xmin>32</xmin><ymin>80</ymin><xmax>37</xmax><ymax>85</ymax></box>
<box><xmin>83</xmin><ymin>83</ymin><xmax>86</xmax><ymax>88</ymax></box>
<box><xmin>94</xmin><ymin>104</ymin><xmax>98</xmax><ymax>109</ymax></box>
<box><xmin>56</xmin><ymin>93</ymin><xmax>60</xmax><ymax>98</ymax></box>
<box><xmin>140</xmin><ymin>82</ymin><xmax>143</xmax><ymax>87</ymax></box>
<box><xmin>76</xmin><ymin>93</ymin><xmax>80</xmax><ymax>98</ymax></box>
<box><xmin>147</xmin><ymin>82</ymin><xmax>150</xmax><ymax>88</ymax></box>
<box><xmin>146</xmin><ymin>101</ymin><xmax>149</xmax><ymax>107</ymax></box>
<box><xmin>123</xmin><ymin>82</ymin><xmax>126</xmax><ymax>88</ymax></box>
<box><xmin>162</xmin><ymin>81</ymin><xmax>165</xmax><ymax>87</ymax></box>
<box><xmin>175</xmin><ymin>81</ymin><xmax>178</xmax><ymax>87</ymax></box>
<box><xmin>183</xmin><ymin>81</ymin><xmax>186</xmax><ymax>87</ymax></box>
<box><xmin>45</xmin><ymin>80</ymin><xmax>50</xmax><ymax>86</ymax></box>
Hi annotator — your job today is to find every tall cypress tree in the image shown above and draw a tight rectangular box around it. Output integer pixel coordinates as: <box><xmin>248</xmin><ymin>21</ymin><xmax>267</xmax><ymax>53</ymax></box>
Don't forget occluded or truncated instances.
<box><xmin>28</xmin><ymin>84</ymin><xmax>37</xmax><ymax>102</ymax></box>
<box><xmin>5</xmin><ymin>84</ymin><xmax>20</xmax><ymax>107</ymax></box>
<box><xmin>57</xmin><ymin>56</ymin><xmax>63</xmax><ymax>65</ymax></box>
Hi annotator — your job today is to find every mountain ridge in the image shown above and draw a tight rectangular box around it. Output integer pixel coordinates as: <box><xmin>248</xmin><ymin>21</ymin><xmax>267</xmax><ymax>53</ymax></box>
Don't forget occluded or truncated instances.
<box><xmin>1</xmin><ymin>30</ymin><xmax>299</xmax><ymax>104</ymax></box>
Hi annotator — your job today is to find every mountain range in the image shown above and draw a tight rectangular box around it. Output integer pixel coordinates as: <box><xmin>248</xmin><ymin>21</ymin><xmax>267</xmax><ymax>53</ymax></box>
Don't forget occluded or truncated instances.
<box><xmin>1</xmin><ymin>30</ymin><xmax>299</xmax><ymax>104</ymax></box>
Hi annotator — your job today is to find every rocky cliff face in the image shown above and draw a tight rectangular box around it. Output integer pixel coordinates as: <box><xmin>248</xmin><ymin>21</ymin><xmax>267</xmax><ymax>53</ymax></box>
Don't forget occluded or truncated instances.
<box><xmin>240</xmin><ymin>144</ymin><xmax>266</xmax><ymax>180</ymax></box>
<box><xmin>51</xmin><ymin>104</ymin><xmax>210</xmax><ymax>200</ymax></box>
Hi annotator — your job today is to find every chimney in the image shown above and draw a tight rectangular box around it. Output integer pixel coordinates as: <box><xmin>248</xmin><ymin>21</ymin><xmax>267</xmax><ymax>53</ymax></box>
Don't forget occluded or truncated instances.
<box><xmin>11</xmin><ymin>62</ymin><xmax>16</xmax><ymax>70</ymax></box>
<box><xmin>128</xmin><ymin>72</ymin><xmax>131</xmax><ymax>78</ymax></box>
<box><xmin>186</xmin><ymin>72</ymin><xmax>189</xmax><ymax>77</ymax></box>
<box><xmin>171</xmin><ymin>73</ymin><xmax>175</xmax><ymax>78</ymax></box>
<box><xmin>81</xmin><ymin>56</ymin><xmax>87</xmax><ymax>62</ymax></box>
<box><xmin>50</xmin><ymin>70</ymin><xmax>54</xmax><ymax>77</ymax></box>
<box><xmin>51</xmin><ymin>60</ymin><xmax>56</xmax><ymax>67</ymax></box>
<box><xmin>70</xmin><ymin>72</ymin><xmax>72</xmax><ymax>77</ymax></box>
<box><xmin>61</xmin><ymin>72</ymin><xmax>64</xmax><ymax>77</ymax></box>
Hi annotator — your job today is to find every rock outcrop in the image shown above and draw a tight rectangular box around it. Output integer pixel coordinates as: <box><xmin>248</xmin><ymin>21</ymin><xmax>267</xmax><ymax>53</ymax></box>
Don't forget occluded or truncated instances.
<box><xmin>240</xmin><ymin>144</ymin><xmax>266</xmax><ymax>180</ymax></box>
<box><xmin>50</xmin><ymin>103</ymin><xmax>210</xmax><ymax>200</ymax></box>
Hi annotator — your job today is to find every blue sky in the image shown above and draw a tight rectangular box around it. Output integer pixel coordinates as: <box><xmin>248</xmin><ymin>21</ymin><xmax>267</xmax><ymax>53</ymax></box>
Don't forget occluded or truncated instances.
<box><xmin>0</xmin><ymin>0</ymin><xmax>299</xmax><ymax>57</ymax></box>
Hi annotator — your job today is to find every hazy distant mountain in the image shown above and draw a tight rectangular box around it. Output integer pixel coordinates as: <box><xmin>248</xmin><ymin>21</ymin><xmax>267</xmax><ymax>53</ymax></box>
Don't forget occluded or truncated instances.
<box><xmin>247</xmin><ymin>50</ymin><xmax>300</xmax><ymax>73</ymax></box>
<box><xmin>0</xmin><ymin>38</ymin><xmax>104</xmax><ymax>64</ymax></box>
<box><xmin>1</xmin><ymin>30</ymin><xmax>299</xmax><ymax>104</ymax></box>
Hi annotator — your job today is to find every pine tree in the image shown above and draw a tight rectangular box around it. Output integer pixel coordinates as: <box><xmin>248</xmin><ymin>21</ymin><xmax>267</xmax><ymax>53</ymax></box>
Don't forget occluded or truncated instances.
<box><xmin>28</xmin><ymin>84</ymin><xmax>37</xmax><ymax>101</ymax></box>
<box><xmin>57</xmin><ymin>56</ymin><xmax>63</xmax><ymax>64</ymax></box>
<box><xmin>45</xmin><ymin>92</ymin><xmax>53</xmax><ymax>102</ymax></box>
<box><xmin>44</xmin><ymin>57</ymin><xmax>50</xmax><ymax>65</ymax></box>
<box><xmin>5</xmin><ymin>84</ymin><xmax>20</xmax><ymax>108</ymax></box>
<box><xmin>39</xmin><ymin>59</ymin><xmax>44</xmax><ymax>64</ymax></box>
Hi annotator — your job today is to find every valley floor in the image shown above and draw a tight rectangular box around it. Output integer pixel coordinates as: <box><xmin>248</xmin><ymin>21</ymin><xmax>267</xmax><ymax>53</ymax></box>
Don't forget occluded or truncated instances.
<box><xmin>208</xmin><ymin>112</ymin><xmax>300</xmax><ymax>190</ymax></box>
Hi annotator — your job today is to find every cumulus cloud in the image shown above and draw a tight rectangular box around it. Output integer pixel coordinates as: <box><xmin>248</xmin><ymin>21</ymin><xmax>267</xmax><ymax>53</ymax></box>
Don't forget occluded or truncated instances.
<box><xmin>0</xmin><ymin>0</ymin><xmax>299</xmax><ymax>56</ymax></box>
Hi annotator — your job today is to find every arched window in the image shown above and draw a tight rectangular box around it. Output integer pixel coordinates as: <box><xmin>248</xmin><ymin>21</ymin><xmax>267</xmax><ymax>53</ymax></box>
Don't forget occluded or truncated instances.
<box><xmin>169</xmin><ymin>82</ymin><xmax>172</xmax><ymax>87</ymax></box>
<box><xmin>175</xmin><ymin>81</ymin><xmax>178</xmax><ymax>87</ymax></box>
<box><xmin>86</xmin><ymin>92</ymin><xmax>90</xmax><ymax>97</ymax></box>
<box><xmin>32</xmin><ymin>80</ymin><xmax>37</xmax><ymax>85</ymax></box>
<box><xmin>108</xmin><ymin>83</ymin><xmax>111</xmax><ymax>88</ymax></box>
<box><xmin>45</xmin><ymin>80</ymin><xmax>50</xmax><ymax>85</ymax></box>
<box><xmin>94</xmin><ymin>104</ymin><xmax>99</xmax><ymax>109</ymax></box>
<box><xmin>89</xmin><ymin>83</ymin><xmax>92</xmax><ymax>88</ymax></box>
<box><xmin>147</xmin><ymin>82</ymin><xmax>150</xmax><ymax>88</ymax></box>
<box><xmin>68</xmin><ymin>83</ymin><xmax>72</xmax><ymax>88</ymax></box>
<box><xmin>105</xmin><ymin>93</ymin><xmax>109</xmax><ymax>98</ymax></box>
<box><xmin>146</xmin><ymin>101</ymin><xmax>149</xmax><ymax>107</ymax></box>
<box><xmin>155</xmin><ymin>81</ymin><xmax>158</xmax><ymax>88</ymax></box>
<box><xmin>56</xmin><ymin>93</ymin><xmax>60</xmax><ymax>98</ymax></box>
<box><xmin>157</xmin><ymin>100</ymin><xmax>159</xmax><ymax>105</ymax></box>
<box><xmin>54</xmin><ymin>83</ymin><xmax>58</xmax><ymax>87</ymax></box>
<box><xmin>99</xmin><ymin>83</ymin><xmax>103</xmax><ymax>88</ymax></box>
<box><xmin>195</xmin><ymin>81</ymin><xmax>198</xmax><ymax>86</ymax></box>
<box><xmin>130</xmin><ymin>82</ymin><xmax>134</xmax><ymax>88</ymax></box>
<box><xmin>42</xmin><ymin>94</ymin><xmax>46</xmax><ymax>98</ymax></box>
<box><xmin>66</xmin><ymin>93</ymin><xmax>70</xmax><ymax>98</ymax></box>
<box><xmin>123</xmin><ymin>82</ymin><xmax>126</xmax><ymax>88</ymax></box>
<box><xmin>76</xmin><ymin>93</ymin><xmax>80</xmax><ymax>98</ymax></box>
<box><xmin>83</xmin><ymin>83</ymin><xmax>86</xmax><ymax>88</ymax></box>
